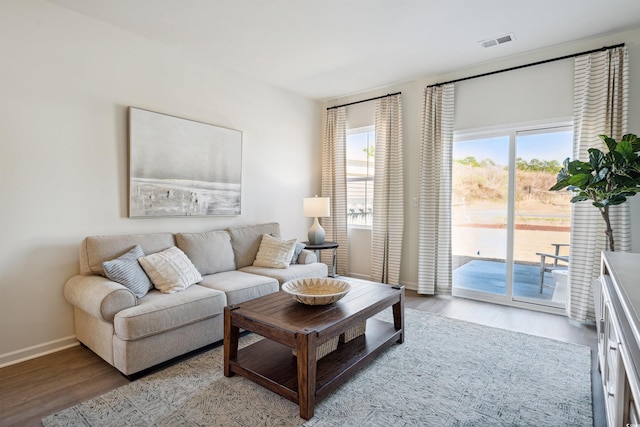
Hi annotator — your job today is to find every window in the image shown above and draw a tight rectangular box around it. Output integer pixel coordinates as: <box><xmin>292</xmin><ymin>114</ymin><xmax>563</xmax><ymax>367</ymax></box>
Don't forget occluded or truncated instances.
<box><xmin>346</xmin><ymin>127</ymin><xmax>375</xmax><ymax>226</ymax></box>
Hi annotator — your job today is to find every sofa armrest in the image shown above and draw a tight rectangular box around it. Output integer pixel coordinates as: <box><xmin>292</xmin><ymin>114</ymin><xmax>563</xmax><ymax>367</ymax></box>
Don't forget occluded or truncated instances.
<box><xmin>64</xmin><ymin>275</ymin><xmax>137</xmax><ymax>322</ymax></box>
<box><xmin>297</xmin><ymin>249</ymin><xmax>317</xmax><ymax>264</ymax></box>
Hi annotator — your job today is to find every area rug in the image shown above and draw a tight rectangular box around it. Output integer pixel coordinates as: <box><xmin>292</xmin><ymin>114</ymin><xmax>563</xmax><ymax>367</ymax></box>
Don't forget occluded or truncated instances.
<box><xmin>42</xmin><ymin>308</ymin><xmax>592</xmax><ymax>426</ymax></box>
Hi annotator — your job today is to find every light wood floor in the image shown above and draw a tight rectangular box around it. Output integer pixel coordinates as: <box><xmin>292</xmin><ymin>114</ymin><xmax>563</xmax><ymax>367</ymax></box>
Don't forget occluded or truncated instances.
<box><xmin>0</xmin><ymin>291</ymin><xmax>603</xmax><ymax>427</ymax></box>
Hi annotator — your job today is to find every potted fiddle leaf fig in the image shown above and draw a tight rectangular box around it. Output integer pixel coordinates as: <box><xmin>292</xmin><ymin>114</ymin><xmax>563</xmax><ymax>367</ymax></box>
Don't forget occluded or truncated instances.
<box><xmin>550</xmin><ymin>133</ymin><xmax>640</xmax><ymax>252</ymax></box>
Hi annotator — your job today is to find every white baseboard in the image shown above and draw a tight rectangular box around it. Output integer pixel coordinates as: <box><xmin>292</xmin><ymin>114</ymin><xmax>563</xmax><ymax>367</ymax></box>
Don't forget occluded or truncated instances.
<box><xmin>346</xmin><ymin>272</ymin><xmax>372</xmax><ymax>281</ymax></box>
<box><xmin>346</xmin><ymin>272</ymin><xmax>418</xmax><ymax>291</ymax></box>
<box><xmin>0</xmin><ymin>336</ymin><xmax>79</xmax><ymax>368</ymax></box>
<box><xmin>400</xmin><ymin>281</ymin><xmax>418</xmax><ymax>291</ymax></box>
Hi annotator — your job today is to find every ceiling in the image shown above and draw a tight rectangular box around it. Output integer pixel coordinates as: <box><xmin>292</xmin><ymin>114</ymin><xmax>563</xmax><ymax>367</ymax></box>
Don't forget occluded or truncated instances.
<box><xmin>48</xmin><ymin>0</ymin><xmax>640</xmax><ymax>100</ymax></box>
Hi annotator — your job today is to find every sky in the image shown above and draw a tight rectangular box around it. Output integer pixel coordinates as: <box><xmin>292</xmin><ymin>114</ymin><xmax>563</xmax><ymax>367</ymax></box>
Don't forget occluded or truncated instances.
<box><xmin>453</xmin><ymin>130</ymin><xmax>573</xmax><ymax>166</ymax></box>
<box><xmin>347</xmin><ymin>130</ymin><xmax>375</xmax><ymax>160</ymax></box>
<box><xmin>347</xmin><ymin>128</ymin><xmax>573</xmax><ymax>166</ymax></box>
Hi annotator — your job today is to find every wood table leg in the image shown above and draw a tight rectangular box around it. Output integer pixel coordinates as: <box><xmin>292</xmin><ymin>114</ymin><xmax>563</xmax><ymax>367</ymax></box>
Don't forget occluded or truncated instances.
<box><xmin>296</xmin><ymin>329</ymin><xmax>317</xmax><ymax>420</ymax></box>
<box><xmin>224</xmin><ymin>307</ymin><xmax>239</xmax><ymax>377</ymax></box>
<box><xmin>393</xmin><ymin>286</ymin><xmax>405</xmax><ymax>344</ymax></box>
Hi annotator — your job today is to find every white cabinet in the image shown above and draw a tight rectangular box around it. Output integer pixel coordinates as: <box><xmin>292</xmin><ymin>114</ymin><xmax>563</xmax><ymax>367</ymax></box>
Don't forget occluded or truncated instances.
<box><xmin>598</xmin><ymin>252</ymin><xmax>640</xmax><ymax>426</ymax></box>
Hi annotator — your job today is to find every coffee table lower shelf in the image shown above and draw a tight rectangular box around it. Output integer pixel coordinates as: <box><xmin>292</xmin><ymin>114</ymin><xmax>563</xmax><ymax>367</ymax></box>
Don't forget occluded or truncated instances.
<box><xmin>227</xmin><ymin>318</ymin><xmax>400</xmax><ymax>406</ymax></box>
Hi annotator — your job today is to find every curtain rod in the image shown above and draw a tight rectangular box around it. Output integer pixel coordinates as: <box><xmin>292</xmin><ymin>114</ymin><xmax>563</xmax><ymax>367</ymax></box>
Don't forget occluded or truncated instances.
<box><xmin>426</xmin><ymin>43</ymin><xmax>625</xmax><ymax>88</ymax></box>
<box><xmin>327</xmin><ymin>92</ymin><xmax>401</xmax><ymax>110</ymax></box>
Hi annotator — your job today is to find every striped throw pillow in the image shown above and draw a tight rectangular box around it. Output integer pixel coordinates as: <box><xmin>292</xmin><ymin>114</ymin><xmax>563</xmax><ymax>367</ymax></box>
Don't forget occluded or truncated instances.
<box><xmin>102</xmin><ymin>245</ymin><xmax>153</xmax><ymax>298</ymax></box>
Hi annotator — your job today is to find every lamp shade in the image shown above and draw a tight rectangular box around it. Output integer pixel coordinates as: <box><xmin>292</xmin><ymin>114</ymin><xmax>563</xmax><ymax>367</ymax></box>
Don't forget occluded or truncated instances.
<box><xmin>303</xmin><ymin>196</ymin><xmax>330</xmax><ymax>218</ymax></box>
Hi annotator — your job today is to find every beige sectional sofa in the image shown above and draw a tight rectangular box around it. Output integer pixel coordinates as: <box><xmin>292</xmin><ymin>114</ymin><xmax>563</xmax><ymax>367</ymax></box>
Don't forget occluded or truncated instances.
<box><xmin>63</xmin><ymin>222</ymin><xmax>328</xmax><ymax>377</ymax></box>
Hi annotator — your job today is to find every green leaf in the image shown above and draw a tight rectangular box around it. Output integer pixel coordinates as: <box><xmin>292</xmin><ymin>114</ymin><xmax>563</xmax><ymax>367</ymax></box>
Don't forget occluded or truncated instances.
<box><xmin>556</xmin><ymin>165</ymin><xmax>569</xmax><ymax>182</ymax></box>
<box><xmin>567</xmin><ymin>160</ymin><xmax>591</xmax><ymax>175</ymax></box>
<box><xmin>617</xmin><ymin>140</ymin><xmax>634</xmax><ymax>160</ymax></box>
<box><xmin>600</xmin><ymin>135</ymin><xmax>618</xmax><ymax>151</ymax></box>
<box><xmin>615</xmin><ymin>188</ymin><xmax>640</xmax><ymax>196</ymax></box>
<box><xmin>588</xmin><ymin>148</ymin><xmax>604</xmax><ymax>170</ymax></box>
<box><xmin>620</xmin><ymin>134</ymin><xmax>640</xmax><ymax>154</ymax></box>
<box><xmin>549</xmin><ymin>179</ymin><xmax>570</xmax><ymax>191</ymax></box>
<box><xmin>609</xmin><ymin>150</ymin><xmax>624</xmax><ymax>167</ymax></box>
<box><xmin>609</xmin><ymin>194</ymin><xmax>628</xmax><ymax>205</ymax></box>
<box><xmin>621</xmin><ymin>133</ymin><xmax>637</xmax><ymax>144</ymax></box>
<box><xmin>593</xmin><ymin>167</ymin><xmax>608</xmax><ymax>183</ymax></box>
<box><xmin>570</xmin><ymin>195</ymin><xmax>590</xmax><ymax>203</ymax></box>
<box><xmin>568</xmin><ymin>174</ymin><xmax>591</xmax><ymax>187</ymax></box>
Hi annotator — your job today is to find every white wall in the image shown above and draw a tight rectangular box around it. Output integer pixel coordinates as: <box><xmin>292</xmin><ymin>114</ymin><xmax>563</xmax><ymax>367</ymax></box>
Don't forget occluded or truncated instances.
<box><xmin>454</xmin><ymin>59</ymin><xmax>573</xmax><ymax>130</ymax></box>
<box><xmin>328</xmin><ymin>28</ymin><xmax>640</xmax><ymax>289</ymax></box>
<box><xmin>0</xmin><ymin>0</ymin><xmax>322</xmax><ymax>365</ymax></box>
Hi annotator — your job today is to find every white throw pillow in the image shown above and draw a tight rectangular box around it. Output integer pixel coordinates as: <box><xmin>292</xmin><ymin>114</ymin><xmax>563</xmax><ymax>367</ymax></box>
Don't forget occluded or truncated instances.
<box><xmin>138</xmin><ymin>246</ymin><xmax>203</xmax><ymax>294</ymax></box>
<box><xmin>253</xmin><ymin>234</ymin><xmax>297</xmax><ymax>269</ymax></box>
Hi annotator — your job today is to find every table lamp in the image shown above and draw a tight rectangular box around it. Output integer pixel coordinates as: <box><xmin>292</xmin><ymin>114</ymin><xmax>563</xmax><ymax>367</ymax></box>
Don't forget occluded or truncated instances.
<box><xmin>303</xmin><ymin>196</ymin><xmax>331</xmax><ymax>244</ymax></box>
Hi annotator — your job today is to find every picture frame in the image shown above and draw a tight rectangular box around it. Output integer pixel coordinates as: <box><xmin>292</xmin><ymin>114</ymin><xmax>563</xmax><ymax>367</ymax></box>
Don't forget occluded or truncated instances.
<box><xmin>128</xmin><ymin>107</ymin><xmax>242</xmax><ymax>217</ymax></box>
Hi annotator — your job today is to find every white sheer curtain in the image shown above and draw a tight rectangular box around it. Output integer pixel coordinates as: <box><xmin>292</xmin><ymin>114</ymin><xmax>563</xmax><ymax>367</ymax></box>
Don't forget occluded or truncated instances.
<box><xmin>568</xmin><ymin>46</ymin><xmax>629</xmax><ymax>322</ymax></box>
<box><xmin>371</xmin><ymin>94</ymin><xmax>404</xmax><ymax>284</ymax></box>
<box><xmin>418</xmin><ymin>84</ymin><xmax>455</xmax><ymax>294</ymax></box>
<box><xmin>321</xmin><ymin>107</ymin><xmax>348</xmax><ymax>276</ymax></box>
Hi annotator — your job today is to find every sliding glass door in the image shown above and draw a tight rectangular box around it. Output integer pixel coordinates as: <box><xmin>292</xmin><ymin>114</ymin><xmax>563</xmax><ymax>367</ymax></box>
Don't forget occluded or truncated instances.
<box><xmin>452</xmin><ymin>135</ymin><xmax>510</xmax><ymax>297</ymax></box>
<box><xmin>452</xmin><ymin>124</ymin><xmax>572</xmax><ymax>311</ymax></box>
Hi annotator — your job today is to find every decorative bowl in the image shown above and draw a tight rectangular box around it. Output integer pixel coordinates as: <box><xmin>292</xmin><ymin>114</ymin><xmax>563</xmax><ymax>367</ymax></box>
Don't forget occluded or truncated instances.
<box><xmin>282</xmin><ymin>278</ymin><xmax>351</xmax><ymax>305</ymax></box>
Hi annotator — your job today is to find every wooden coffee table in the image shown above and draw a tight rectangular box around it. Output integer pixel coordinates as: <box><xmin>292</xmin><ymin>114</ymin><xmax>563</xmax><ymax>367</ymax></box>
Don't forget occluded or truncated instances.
<box><xmin>223</xmin><ymin>280</ymin><xmax>404</xmax><ymax>420</ymax></box>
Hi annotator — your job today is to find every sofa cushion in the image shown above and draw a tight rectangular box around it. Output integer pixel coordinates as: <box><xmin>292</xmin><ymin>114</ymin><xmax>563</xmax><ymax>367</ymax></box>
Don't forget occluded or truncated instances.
<box><xmin>297</xmin><ymin>249</ymin><xmax>317</xmax><ymax>264</ymax></box>
<box><xmin>138</xmin><ymin>247</ymin><xmax>203</xmax><ymax>294</ymax></box>
<box><xmin>175</xmin><ymin>230</ymin><xmax>236</xmax><ymax>275</ymax></box>
<box><xmin>240</xmin><ymin>263</ymin><xmax>328</xmax><ymax>285</ymax></box>
<box><xmin>102</xmin><ymin>245</ymin><xmax>153</xmax><ymax>298</ymax></box>
<box><xmin>198</xmin><ymin>270</ymin><xmax>279</xmax><ymax>306</ymax></box>
<box><xmin>80</xmin><ymin>233</ymin><xmax>175</xmax><ymax>276</ymax></box>
<box><xmin>113</xmin><ymin>285</ymin><xmax>226</xmax><ymax>341</ymax></box>
<box><xmin>227</xmin><ymin>222</ymin><xmax>280</xmax><ymax>268</ymax></box>
<box><xmin>253</xmin><ymin>234</ymin><xmax>297</xmax><ymax>269</ymax></box>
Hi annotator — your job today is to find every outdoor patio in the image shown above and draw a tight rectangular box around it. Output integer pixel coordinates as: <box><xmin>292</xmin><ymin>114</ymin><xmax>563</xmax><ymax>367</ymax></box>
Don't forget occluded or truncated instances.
<box><xmin>453</xmin><ymin>259</ymin><xmax>565</xmax><ymax>302</ymax></box>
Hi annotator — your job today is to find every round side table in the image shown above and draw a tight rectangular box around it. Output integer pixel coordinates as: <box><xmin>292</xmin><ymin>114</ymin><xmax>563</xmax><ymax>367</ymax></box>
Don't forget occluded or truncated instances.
<box><xmin>303</xmin><ymin>241</ymin><xmax>339</xmax><ymax>277</ymax></box>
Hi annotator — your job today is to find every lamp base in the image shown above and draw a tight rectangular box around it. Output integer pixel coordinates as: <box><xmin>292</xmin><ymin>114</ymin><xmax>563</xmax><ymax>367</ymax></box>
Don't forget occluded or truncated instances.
<box><xmin>308</xmin><ymin>217</ymin><xmax>326</xmax><ymax>244</ymax></box>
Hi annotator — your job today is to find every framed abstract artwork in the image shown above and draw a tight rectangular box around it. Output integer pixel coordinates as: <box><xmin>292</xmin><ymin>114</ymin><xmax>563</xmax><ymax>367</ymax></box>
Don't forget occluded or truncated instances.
<box><xmin>128</xmin><ymin>107</ymin><xmax>242</xmax><ymax>217</ymax></box>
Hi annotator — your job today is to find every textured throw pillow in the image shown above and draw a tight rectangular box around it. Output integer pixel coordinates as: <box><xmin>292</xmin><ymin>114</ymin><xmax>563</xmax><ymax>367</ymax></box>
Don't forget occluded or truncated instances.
<box><xmin>102</xmin><ymin>245</ymin><xmax>153</xmax><ymax>298</ymax></box>
<box><xmin>253</xmin><ymin>234</ymin><xmax>297</xmax><ymax>269</ymax></box>
<box><xmin>290</xmin><ymin>241</ymin><xmax>306</xmax><ymax>265</ymax></box>
<box><xmin>138</xmin><ymin>246</ymin><xmax>203</xmax><ymax>294</ymax></box>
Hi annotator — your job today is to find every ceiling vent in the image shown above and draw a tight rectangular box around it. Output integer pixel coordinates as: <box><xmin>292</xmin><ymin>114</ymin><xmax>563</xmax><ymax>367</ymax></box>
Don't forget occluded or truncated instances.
<box><xmin>480</xmin><ymin>33</ymin><xmax>515</xmax><ymax>48</ymax></box>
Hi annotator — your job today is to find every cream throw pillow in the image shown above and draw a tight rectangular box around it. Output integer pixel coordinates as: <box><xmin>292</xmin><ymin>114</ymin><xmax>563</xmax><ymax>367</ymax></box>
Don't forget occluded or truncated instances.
<box><xmin>138</xmin><ymin>246</ymin><xmax>203</xmax><ymax>293</ymax></box>
<box><xmin>253</xmin><ymin>234</ymin><xmax>297</xmax><ymax>269</ymax></box>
